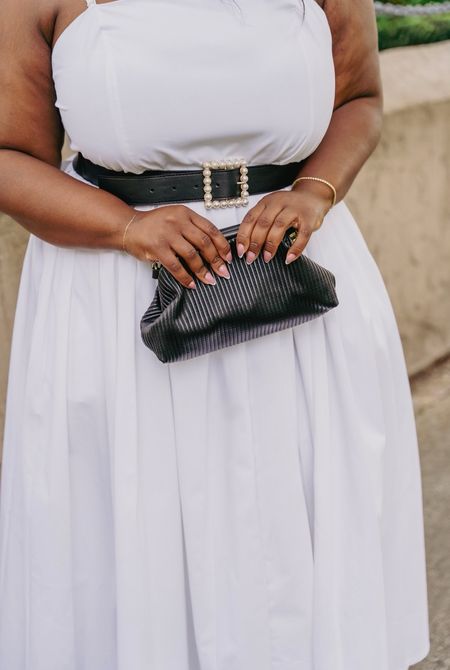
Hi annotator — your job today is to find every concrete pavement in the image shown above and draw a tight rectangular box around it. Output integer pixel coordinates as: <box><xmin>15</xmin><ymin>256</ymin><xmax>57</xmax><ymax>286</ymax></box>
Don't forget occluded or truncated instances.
<box><xmin>412</xmin><ymin>357</ymin><xmax>450</xmax><ymax>669</ymax></box>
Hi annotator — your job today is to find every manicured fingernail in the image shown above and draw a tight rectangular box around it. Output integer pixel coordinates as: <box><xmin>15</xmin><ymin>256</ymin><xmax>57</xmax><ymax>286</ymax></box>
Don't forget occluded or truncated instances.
<box><xmin>263</xmin><ymin>250</ymin><xmax>272</xmax><ymax>263</ymax></box>
<box><xmin>285</xmin><ymin>253</ymin><xmax>296</xmax><ymax>265</ymax></box>
<box><xmin>246</xmin><ymin>251</ymin><xmax>256</xmax><ymax>264</ymax></box>
<box><xmin>217</xmin><ymin>264</ymin><xmax>230</xmax><ymax>279</ymax></box>
<box><xmin>188</xmin><ymin>281</ymin><xmax>196</xmax><ymax>289</ymax></box>
<box><xmin>204</xmin><ymin>272</ymin><xmax>216</xmax><ymax>285</ymax></box>
<box><xmin>237</xmin><ymin>243</ymin><xmax>245</xmax><ymax>258</ymax></box>
<box><xmin>226</xmin><ymin>251</ymin><xmax>233</xmax><ymax>263</ymax></box>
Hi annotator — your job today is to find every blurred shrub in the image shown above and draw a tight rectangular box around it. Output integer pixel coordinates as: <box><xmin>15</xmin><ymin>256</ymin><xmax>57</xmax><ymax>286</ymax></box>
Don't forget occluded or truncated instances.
<box><xmin>378</xmin><ymin>0</ymin><xmax>449</xmax><ymax>5</ymax></box>
<box><xmin>376</xmin><ymin>6</ymin><xmax>450</xmax><ymax>50</ymax></box>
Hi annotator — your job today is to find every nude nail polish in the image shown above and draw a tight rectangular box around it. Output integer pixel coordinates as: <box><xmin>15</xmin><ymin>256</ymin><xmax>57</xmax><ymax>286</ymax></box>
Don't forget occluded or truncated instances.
<box><xmin>217</xmin><ymin>264</ymin><xmax>230</xmax><ymax>279</ymax></box>
<box><xmin>285</xmin><ymin>253</ymin><xmax>296</xmax><ymax>265</ymax></box>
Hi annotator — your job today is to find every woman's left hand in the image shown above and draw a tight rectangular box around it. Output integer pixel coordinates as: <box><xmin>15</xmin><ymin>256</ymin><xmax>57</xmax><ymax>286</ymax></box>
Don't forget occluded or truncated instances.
<box><xmin>235</xmin><ymin>186</ymin><xmax>333</xmax><ymax>265</ymax></box>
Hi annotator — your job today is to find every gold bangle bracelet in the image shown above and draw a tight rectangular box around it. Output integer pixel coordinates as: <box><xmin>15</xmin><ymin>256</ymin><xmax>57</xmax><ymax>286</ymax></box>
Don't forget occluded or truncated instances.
<box><xmin>291</xmin><ymin>176</ymin><xmax>337</xmax><ymax>208</ymax></box>
<box><xmin>122</xmin><ymin>211</ymin><xmax>139</xmax><ymax>254</ymax></box>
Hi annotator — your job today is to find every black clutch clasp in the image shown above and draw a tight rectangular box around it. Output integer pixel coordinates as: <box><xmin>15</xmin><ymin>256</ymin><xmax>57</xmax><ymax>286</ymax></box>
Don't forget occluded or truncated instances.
<box><xmin>152</xmin><ymin>260</ymin><xmax>162</xmax><ymax>279</ymax></box>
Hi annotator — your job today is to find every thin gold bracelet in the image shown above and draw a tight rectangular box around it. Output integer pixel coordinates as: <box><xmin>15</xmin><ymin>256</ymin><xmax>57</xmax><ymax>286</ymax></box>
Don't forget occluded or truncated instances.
<box><xmin>291</xmin><ymin>176</ymin><xmax>337</xmax><ymax>208</ymax></box>
<box><xmin>121</xmin><ymin>211</ymin><xmax>139</xmax><ymax>254</ymax></box>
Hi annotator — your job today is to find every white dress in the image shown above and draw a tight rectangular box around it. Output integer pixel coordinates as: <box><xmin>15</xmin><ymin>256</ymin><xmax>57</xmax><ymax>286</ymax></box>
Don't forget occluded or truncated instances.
<box><xmin>0</xmin><ymin>0</ymin><xmax>430</xmax><ymax>668</ymax></box>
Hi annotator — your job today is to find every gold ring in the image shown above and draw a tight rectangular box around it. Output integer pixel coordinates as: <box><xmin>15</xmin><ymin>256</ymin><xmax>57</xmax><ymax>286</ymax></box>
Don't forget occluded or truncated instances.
<box><xmin>145</xmin><ymin>252</ymin><xmax>159</xmax><ymax>263</ymax></box>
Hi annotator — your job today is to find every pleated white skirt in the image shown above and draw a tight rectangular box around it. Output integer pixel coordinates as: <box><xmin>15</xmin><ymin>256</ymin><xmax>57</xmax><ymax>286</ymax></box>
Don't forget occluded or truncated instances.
<box><xmin>0</xmin><ymin>175</ymin><xmax>430</xmax><ymax>669</ymax></box>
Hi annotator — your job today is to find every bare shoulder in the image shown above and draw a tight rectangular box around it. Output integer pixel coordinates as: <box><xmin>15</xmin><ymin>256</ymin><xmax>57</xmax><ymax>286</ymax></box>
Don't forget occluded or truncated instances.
<box><xmin>0</xmin><ymin>0</ymin><xmax>65</xmax><ymax>164</ymax></box>
<box><xmin>322</xmin><ymin>0</ymin><xmax>378</xmax><ymax>41</ymax></box>
<box><xmin>321</xmin><ymin>0</ymin><xmax>382</xmax><ymax>106</ymax></box>
<box><xmin>0</xmin><ymin>0</ymin><xmax>59</xmax><ymax>47</ymax></box>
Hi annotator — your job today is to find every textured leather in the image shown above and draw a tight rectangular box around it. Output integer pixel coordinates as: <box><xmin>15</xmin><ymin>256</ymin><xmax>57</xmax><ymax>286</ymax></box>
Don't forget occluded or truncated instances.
<box><xmin>73</xmin><ymin>153</ymin><xmax>304</xmax><ymax>205</ymax></box>
<box><xmin>140</xmin><ymin>223</ymin><xmax>339</xmax><ymax>362</ymax></box>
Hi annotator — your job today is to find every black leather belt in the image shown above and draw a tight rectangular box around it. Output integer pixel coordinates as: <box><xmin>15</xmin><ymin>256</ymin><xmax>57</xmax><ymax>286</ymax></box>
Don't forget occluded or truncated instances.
<box><xmin>73</xmin><ymin>152</ymin><xmax>303</xmax><ymax>207</ymax></box>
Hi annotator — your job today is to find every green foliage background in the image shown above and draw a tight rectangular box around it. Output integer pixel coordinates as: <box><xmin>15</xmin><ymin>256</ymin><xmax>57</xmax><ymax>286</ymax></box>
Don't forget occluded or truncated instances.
<box><xmin>376</xmin><ymin>0</ymin><xmax>450</xmax><ymax>49</ymax></box>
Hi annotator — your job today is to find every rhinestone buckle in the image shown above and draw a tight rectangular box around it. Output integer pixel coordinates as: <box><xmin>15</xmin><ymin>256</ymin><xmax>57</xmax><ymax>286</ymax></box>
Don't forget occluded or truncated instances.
<box><xmin>201</xmin><ymin>159</ymin><xmax>249</xmax><ymax>209</ymax></box>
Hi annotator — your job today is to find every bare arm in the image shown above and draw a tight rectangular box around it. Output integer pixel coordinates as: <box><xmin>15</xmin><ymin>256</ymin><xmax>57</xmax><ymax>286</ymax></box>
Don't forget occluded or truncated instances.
<box><xmin>0</xmin><ymin>0</ymin><xmax>136</xmax><ymax>250</ymax></box>
<box><xmin>236</xmin><ymin>0</ymin><xmax>383</xmax><ymax>264</ymax></box>
<box><xmin>0</xmin><ymin>0</ymin><xmax>231</xmax><ymax>287</ymax></box>
<box><xmin>291</xmin><ymin>0</ymin><xmax>383</xmax><ymax>203</ymax></box>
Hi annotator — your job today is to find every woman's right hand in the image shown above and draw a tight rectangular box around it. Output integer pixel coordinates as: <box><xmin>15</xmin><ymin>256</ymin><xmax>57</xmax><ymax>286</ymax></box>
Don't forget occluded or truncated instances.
<box><xmin>123</xmin><ymin>205</ymin><xmax>233</xmax><ymax>288</ymax></box>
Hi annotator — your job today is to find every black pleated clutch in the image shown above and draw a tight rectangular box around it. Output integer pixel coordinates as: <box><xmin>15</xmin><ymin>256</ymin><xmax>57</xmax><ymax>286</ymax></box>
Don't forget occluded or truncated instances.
<box><xmin>140</xmin><ymin>223</ymin><xmax>339</xmax><ymax>363</ymax></box>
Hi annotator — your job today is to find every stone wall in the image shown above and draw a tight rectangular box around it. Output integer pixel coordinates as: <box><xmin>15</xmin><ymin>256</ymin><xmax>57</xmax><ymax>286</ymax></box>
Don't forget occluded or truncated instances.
<box><xmin>346</xmin><ymin>40</ymin><xmax>450</xmax><ymax>376</ymax></box>
<box><xmin>1</xmin><ymin>41</ymin><xmax>449</xmax><ymax>454</ymax></box>
<box><xmin>0</xmin><ymin>217</ymin><xmax>28</xmax><ymax>455</ymax></box>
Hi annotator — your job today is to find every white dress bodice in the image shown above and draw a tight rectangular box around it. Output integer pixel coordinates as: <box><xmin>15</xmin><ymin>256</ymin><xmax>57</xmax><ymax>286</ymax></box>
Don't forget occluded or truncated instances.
<box><xmin>51</xmin><ymin>0</ymin><xmax>335</xmax><ymax>173</ymax></box>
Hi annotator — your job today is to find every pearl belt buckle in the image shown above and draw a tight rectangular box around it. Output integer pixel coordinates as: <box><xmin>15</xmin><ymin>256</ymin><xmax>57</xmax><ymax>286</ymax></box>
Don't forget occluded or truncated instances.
<box><xmin>201</xmin><ymin>158</ymin><xmax>249</xmax><ymax>209</ymax></box>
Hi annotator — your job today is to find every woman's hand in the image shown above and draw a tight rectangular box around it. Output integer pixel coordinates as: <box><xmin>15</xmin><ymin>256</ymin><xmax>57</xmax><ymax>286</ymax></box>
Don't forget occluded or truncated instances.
<box><xmin>236</xmin><ymin>182</ymin><xmax>334</xmax><ymax>266</ymax></box>
<box><xmin>124</xmin><ymin>204</ymin><xmax>233</xmax><ymax>288</ymax></box>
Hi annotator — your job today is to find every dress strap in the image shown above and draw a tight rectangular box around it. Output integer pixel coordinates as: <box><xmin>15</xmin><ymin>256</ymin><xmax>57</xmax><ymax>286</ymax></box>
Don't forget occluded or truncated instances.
<box><xmin>85</xmin><ymin>0</ymin><xmax>96</xmax><ymax>6</ymax></box>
